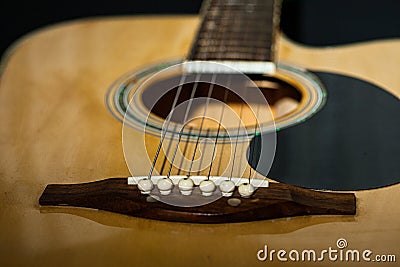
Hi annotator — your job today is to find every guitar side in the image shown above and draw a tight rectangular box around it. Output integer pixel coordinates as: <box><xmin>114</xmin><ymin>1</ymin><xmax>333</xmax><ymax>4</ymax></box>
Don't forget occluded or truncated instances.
<box><xmin>0</xmin><ymin>16</ymin><xmax>398</xmax><ymax>266</ymax></box>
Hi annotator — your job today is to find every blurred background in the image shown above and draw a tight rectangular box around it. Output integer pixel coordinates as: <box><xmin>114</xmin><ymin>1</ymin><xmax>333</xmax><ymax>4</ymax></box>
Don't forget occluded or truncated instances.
<box><xmin>1</xmin><ymin>0</ymin><xmax>400</xmax><ymax>57</ymax></box>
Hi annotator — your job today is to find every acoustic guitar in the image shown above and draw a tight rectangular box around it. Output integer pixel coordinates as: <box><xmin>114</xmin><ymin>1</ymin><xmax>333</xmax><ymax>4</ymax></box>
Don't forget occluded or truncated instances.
<box><xmin>0</xmin><ymin>0</ymin><xmax>399</xmax><ymax>266</ymax></box>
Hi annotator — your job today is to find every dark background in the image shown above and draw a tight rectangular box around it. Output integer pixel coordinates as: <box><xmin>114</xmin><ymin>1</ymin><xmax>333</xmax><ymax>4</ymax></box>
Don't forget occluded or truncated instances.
<box><xmin>1</xmin><ymin>0</ymin><xmax>400</xmax><ymax>57</ymax></box>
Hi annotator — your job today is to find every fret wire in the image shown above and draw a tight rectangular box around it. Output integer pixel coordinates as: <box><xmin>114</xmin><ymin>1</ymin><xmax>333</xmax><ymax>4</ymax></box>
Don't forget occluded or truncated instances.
<box><xmin>195</xmin><ymin>46</ymin><xmax>270</xmax><ymax>53</ymax></box>
<box><xmin>244</xmin><ymin>2</ymin><xmax>254</xmax><ymax>60</ymax></box>
<box><xmin>205</xmin><ymin>13</ymin><xmax>273</xmax><ymax>22</ymax></box>
<box><xmin>198</xmin><ymin>34</ymin><xmax>272</xmax><ymax>43</ymax></box>
<box><xmin>207</xmin><ymin>19</ymin><xmax>232</xmax><ymax>177</ymax></box>
<box><xmin>189</xmin><ymin>0</ymin><xmax>277</xmax><ymax>62</ymax></box>
<box><xmin>194</xmin><ymin>49</ymin><xmax>270</xmax><ymax>59</ymax></box>
<box><xmin>209</xmin><ymin>1</ymin><xmax>274</xmax><ymax>14</ymax></box>
<box><xmin>198</xmin><ymin>40</ymin><xmax>272</xmax><ymax>49</ymax></box>
<box><xmin>197</xmin><ymin>38</ymin><xmax>272</xmax><ymax>48</ymax></box>
<box><xmin>198</xmin><ymin>27</ymin><xmax>273</xmax><ymax>36</ymax></box>
<box><xmin>195</xmin><ymin>43</ymin><xmax>272</xmax><ymax>55</ymax></box>
<box><xmin>207</xmin><ymin>8</ymin><xmax>273</xmax><ymax>15</ymax></box>
<box><xmin>203</xmin><ymin>1</ymin><xmax>270</xmax><ymax>60</ymax></box>
<box><xmin>230</xmin><ymin>0</ymin><xmax>247</xmax><ymax>59</ymax></box>
<box><xmin>208</xmin><ymin>7</ymin><xmax>273</xmax><ymax>14</ymax></box>
<box><xmin>197</xmin><ymin>36</ymin><xmax>272</xmax><ymax>47</ymax></box>
<box><xmin>211</xmin><ymin>2</ymin><xmax>274</xmax><ymax>8</ymax></box>
<box><xmin>195</xmin><ymin>54</ymin><xmax>269</xmax><ymax>61</ymax></box>
<box><xmin>205</xmin><ymin>16</ymin><xmax>273</xmax><ymax>24</ymax></box>
<box><xmin>209</xmin><ymin>1</ymin><xmax>274</xmax><ymax>10</ymax></box>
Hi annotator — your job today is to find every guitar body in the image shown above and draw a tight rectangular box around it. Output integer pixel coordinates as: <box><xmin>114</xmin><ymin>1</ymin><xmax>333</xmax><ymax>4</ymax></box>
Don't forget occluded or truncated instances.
<box><xmin>0</xmin><ymin>16</ymin><xmax>399</xmax><ymax>266</ymax></box>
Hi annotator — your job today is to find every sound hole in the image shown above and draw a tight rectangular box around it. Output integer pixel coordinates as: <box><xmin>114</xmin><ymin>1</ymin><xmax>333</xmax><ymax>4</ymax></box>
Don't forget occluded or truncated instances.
<box><xmin>142</xmin><ymin>74</ymin><xmax>302</xmax><ymax>132</ymax></box>
<box><xmin>106</xmin><ymin>61</ymin><xmax>325</xmax><ymax>139</ymax></box>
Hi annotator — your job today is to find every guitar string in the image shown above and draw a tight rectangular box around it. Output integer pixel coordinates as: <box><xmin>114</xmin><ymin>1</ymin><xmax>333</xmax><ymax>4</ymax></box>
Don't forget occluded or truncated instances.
<box><xmin>213</xmin><ymin>3</ymin><xmax>240</xmax><ymax>177</ymax></box>
<box><xmin>196</xmin><ymin>128</ymin><xmax>212</xmax><ymax>176</ymax></box>
<box><xmin>159</xmin><ymin>124</ymin><xmax>178</xmax><ymax>174</ymax></box>
<box><xmin>229</xmin><ymin>95</ymin><xmax>246</xmax><ymax>179</ymax></box>
<box><xmin>248</xmin><ymin>97</ymin><xmax>262</xmax><ymax>181</ymax></box>
<box><xmin>156</xmin><ymin>0</ymin><xmax>267</xmax><ymax>180</ymax></box>
<box><xmin>149</xmin><ymin>0</ymin><xmax>274</xmax><ymax>188</ymax></box>
<box><xmin>197</xmin><ymin>0</ymin><xmax>273</xmax><ymax>62</ymax></box>
<box><xmin>229</xmin><ymin>86</ymin><xmax>262</xmax><ymax>182</ymax></box>
<box><xmin>206</xmin><ymin>83</ymin><xmax>230</xmax><ymax>178</ymax></box>
<box><xmin>147</xmin><ymin>73</ymin><xmax>188</xmax><ymax>178</ymax></box>
<box><xmin>228</xmin><ymin>90</ymin><xmax>264</xmax><ymax>182</ymax></box>
<box><xmin>202</xmin><ymin>1</ymin><xmax>240</xmax><ymax>179</ymax></box>
<box><xmin>235</xmin><ymin>1</ymin><xmax>268</xmax><ymax>182</ymax></box>
<box><xmin>184</xmin><ymin>0</ymin><xmax>239</xmax><ymax>179</ymax></box>
<box><xmin>148</xmin><ymin>0</ymin><xmax>213</xmax><ymax>178</ymax></box>
<box><xmin>185</xmin><ymin>75</ymin><xmax>217</xmax><ymax>177</ymax></box>
<box><xmin>166</xmin><ymin>73</ymin><xmax>202</xmax><ymax>178</ymax></box>
<box><xmin>200</xmin><ymin>0</ymin><xmax>256</xmax><ymax>179</ymax></box>
<box><xmin>228</xmin><ymin>2</ymin><xmax>252</xmax><ymax>180</ymax></box>
<box><xmin>228</xmin><ymin>0</ymin><xmax>275</xmax><ymax>182</ymax></box>
<box><xmin>166</xmin><ymin>73</ymin><xmax>217</xmax><ymax>178</ymax></box>
<box><xmin>237</xmin><ymin>0</ymin><xmax>269</xmax><ymax>182</ymax></box>
<box><xmin>176</xmin><ymin>126</ymin><xmax>193</xmax><ymax>175</ymax></box>
<box><xmin>235</xmin><ymin>103</ymin><xmax>261</xmax><ymax>183</ymax></box>
<box><xmin>166</xmin><ymin>1</ymin><xmax>227</xmax><ymax>179</ymax></box>
<box><xmin>160</xmin><ymin>1</ymin><xmax>218</xmax><ymax>178</ymax></box>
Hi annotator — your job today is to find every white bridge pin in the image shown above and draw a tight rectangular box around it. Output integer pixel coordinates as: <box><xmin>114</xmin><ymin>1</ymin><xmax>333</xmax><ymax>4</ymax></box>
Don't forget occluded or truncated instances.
<box><xmin>199</xmin><ymin>180</ymin><xmax>216</xmax><ymax>197</ymax></box>
<box><xmin>238</xmin><ymin>183</ymin><xmax>255</xmax><ymax>198</ymax></box>
<box><xmin>137</xmin><ymin>178</ymin><xmax>154</xmax><ymax>194</ymax></box>
<box><xmin>157</xmin><ymin>177</ymin><xmax>174</xmax><ymax>195</ymax></box>
<box><xmin>219</xmin><ymin>180</ymin><xmax>235</xmax><ymax>197</ymax></box>
<box><xmin>178</xmin><ymin>177</ymin><xmax>194</xmax><ymax>196</ymax></box>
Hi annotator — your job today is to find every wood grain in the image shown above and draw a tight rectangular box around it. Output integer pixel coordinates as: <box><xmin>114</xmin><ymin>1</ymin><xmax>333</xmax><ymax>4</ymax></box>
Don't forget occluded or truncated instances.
<box><xmin>39</xmin><ymin>178</ymin><xmax>356</xmax><ymax>223</ymax></box>
<box><xmin>0</xmin><ymin>16</ymin><xmax>399</xmax><ymax>267</ymax></box>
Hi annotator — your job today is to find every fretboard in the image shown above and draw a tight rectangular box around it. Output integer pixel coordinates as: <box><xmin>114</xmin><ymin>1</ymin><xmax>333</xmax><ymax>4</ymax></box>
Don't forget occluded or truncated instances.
<box><xmin>188</xmin><ymin>0</ymin><xmax>279</xmax><ymax>62</ymax></box>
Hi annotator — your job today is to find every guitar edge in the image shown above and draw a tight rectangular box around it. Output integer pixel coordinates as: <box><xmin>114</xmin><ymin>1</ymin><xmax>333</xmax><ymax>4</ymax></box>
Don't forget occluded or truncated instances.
<box><xmin>0</xmin><ymin>16</ymin><xmax>399</xmax><ymax>267</ymax></box>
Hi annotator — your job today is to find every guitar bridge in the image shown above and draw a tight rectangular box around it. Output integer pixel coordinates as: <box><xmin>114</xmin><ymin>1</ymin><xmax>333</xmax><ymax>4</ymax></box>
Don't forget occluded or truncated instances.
<box><xmin>39</xmin><ymin>178</ymin><xmax>356</xmax><ymax>224</ymax></box>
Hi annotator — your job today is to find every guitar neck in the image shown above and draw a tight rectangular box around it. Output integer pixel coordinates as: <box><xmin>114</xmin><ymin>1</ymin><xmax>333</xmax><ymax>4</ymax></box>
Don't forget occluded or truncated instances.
<box><xmin>187</xmin><ymin>0</ymin><xmax>280</xmax><ymax>62</ymax></box>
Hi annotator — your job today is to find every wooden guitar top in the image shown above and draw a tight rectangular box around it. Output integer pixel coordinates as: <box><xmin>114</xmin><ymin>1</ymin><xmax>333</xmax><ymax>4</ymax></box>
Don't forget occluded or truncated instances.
<box><xmin>0</xmin><ymin>16</ymin><xmax>399</xmax><ymax>266</ymax></box>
